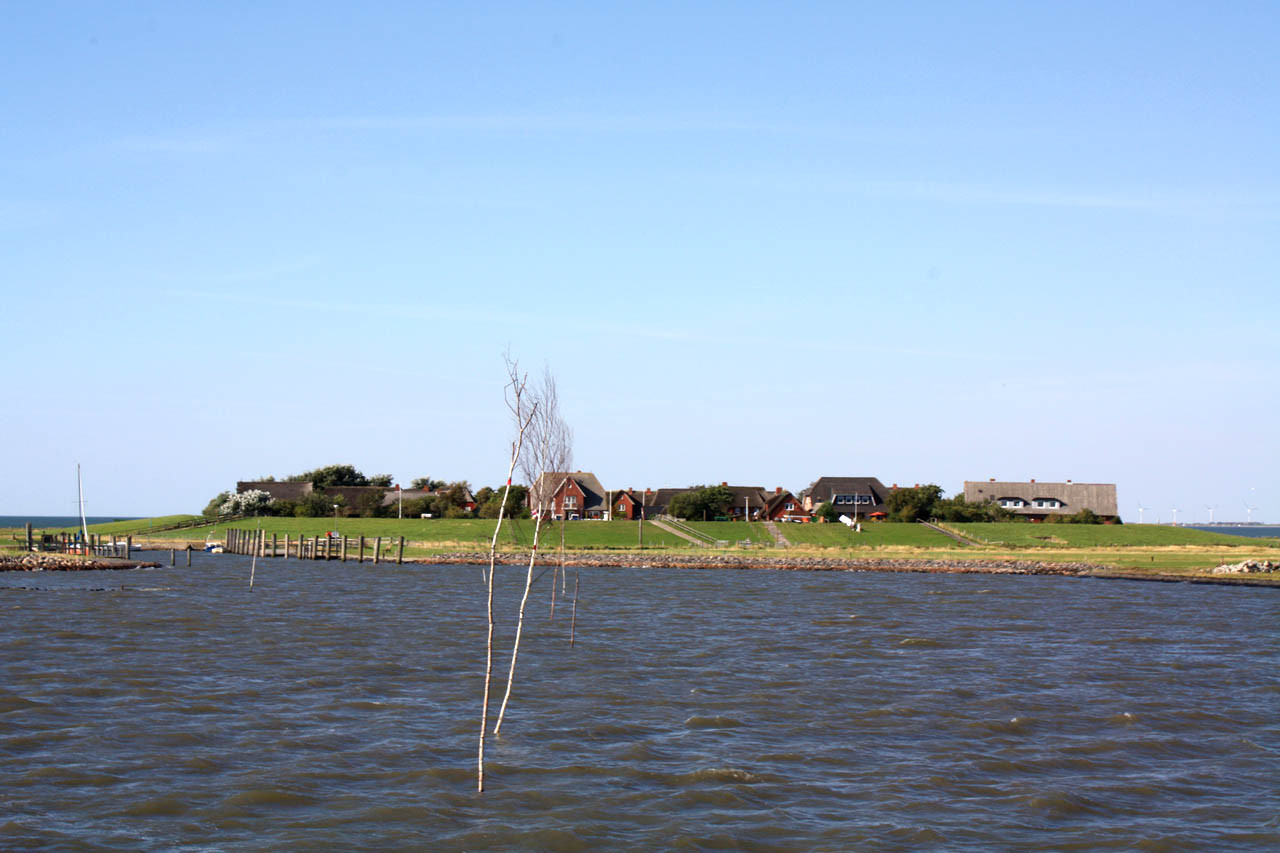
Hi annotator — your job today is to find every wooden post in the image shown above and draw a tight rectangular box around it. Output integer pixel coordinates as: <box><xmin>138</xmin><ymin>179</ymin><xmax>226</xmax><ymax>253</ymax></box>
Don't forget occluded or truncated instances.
<box><xmin>272</xmin><ymin>533</ymin><xmax>278</xmax><ymax>558</ymax></box>
<box><xmin>126</xmin><ymin>536</ymin><xmax>132</xmax><ymax>559</ymax></box>
<box><xmin>311</xmin><ymin>536</ymin><xmax>319</xmax><ymax>560</ymax></box>
<box><xmin>170</xmin><ymin>549</ymin><xmax>176</xmax><ymax>566</ymax></box>
<box><xmin>358</xmin><ymin>536</ymin><xmax>365</xmax><ymax>564</ymax></box>
<box><xmin>341</xmin><ymin>536</ymin><xmax>348</xmax><ymax>562</ymax></box>
<box><xmin>186</xmin><ymin>548</ymin><xmax>192</xmax><ymax>567</ymax></box>
<box><xmin>396</xmin><ymin>536</ymin><xmax>404</xmax><ymax>565</ymax></box>
<box><xmin>225</xmin><ymin>529</ymin><xmax>231</xmax><ymax>551</ymax></box>
<box><xmin>25</xmin><ymin>522</ymin><xmax>32</xmax><ymax>552</ymax></box>
<box><xmin>373</xmin><ymin>536</ymin><xmax>382</xmax><ymax>564</ymax></box>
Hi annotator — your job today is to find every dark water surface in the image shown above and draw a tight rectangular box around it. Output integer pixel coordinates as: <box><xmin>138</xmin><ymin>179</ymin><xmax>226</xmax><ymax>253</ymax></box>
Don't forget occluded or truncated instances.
<box><xmin>3</xmin><ymin>557</ymin><xmax>1277</xmax><ymax>851</ymax></box>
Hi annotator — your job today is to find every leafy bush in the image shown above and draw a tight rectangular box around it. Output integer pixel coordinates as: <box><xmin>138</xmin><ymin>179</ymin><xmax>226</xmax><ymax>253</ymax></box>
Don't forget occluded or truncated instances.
<box><xmin>885</xmin><ymin>484</ymin><xmax>944</xmax><ymax>522</ymax></box>
<box><xmin>814</xmin><ymin>501</ymin><xmax>839</xmax><ymax>523</ymax></box>
<box><xmin>219</xmin><ymin>489</ymin><xmax>274</xmax><ymax>516</ymax></box>
<box><xmin>667</xmin><ymin>485</ymin><xmax>734</xmax><ymax>521</ymax></box>
<box><xmin>202</xmin><ymin>491</ymin><xmax>231</xmax><ymax>517</ymax></box>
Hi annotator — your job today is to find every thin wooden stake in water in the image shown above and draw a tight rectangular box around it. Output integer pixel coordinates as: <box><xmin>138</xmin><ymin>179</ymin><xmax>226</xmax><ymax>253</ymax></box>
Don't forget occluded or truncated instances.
<box><xmin>248</xmin><ymin>519</ymin><xmax>261</xmax><ymax>589</ymax></box>
<box><xmin>569</xmin><ymin>573</ymin><xmax>579</xmax><ymax>647</ymax></box>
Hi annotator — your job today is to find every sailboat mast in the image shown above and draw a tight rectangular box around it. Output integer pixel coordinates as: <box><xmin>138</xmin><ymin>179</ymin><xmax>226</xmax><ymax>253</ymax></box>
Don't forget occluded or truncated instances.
<box><xmin>77</xmin><ymin>463</ymin><xmax>90</xmax><ymax>546</ymax></box>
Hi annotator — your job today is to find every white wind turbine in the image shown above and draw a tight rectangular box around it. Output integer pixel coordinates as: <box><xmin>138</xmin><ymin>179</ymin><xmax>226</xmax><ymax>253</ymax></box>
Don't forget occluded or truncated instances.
<box><xmin>1136</xmin><ymin>501</ymin><xmax>1148</xmax><ymax>524</ymax></box>
<box><xmin>1171</xmin><ymin>506</ymin><xmax>1179</xmax><ymax>526</ymax></box>
<box><xmin>1204</xmin><ymin>505</ymin><xmax>1216</xmax><ymax>524</ymax></box>
<box><xmin>1243</xmin><ymin>493</ymin><xmax>1258</xmax><ymax>524</ymax></box>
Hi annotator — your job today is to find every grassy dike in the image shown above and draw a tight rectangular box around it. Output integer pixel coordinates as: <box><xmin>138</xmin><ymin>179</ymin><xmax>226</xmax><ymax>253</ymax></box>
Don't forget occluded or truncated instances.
<box><xmin>5</xmin><ymin>517</ymin><xmax>1278</xmax><ymax>581</ymax></box>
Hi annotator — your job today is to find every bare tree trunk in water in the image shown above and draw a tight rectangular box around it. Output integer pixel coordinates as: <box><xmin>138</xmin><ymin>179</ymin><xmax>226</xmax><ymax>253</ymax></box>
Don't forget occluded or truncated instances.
<box><xmin>493</xmin><ymin>366</ymin><xmax>571</xmax><ymax>738</ymax></box>
<box><xmin>479</xmin><ymin>355</ymin><xmax>535</xmax><ymax>793</ymax></box>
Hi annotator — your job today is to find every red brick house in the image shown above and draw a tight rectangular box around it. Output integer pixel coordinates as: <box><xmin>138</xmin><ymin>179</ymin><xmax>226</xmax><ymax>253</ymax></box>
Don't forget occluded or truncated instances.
<box><xmin>530</xmin><ymin>471</ymin><xmax>608</xmax><ymax>520</ymax></box>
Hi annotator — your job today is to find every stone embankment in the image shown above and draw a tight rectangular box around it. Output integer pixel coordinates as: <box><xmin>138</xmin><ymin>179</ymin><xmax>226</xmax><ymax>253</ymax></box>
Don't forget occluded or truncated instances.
<box><xmin>1</xmin><ymin>554</ymin><xmax>161</xmax><ymax>572</ymax></box>
<box><xmin>406</xmin><ymin>551</ymin><xmax>1106</xmax><ymax>576</ymax></box>
<box><xmin>1211</xmin><ymin>559</ymin><xmax>1278</xmax><ymax>575</ymax></box>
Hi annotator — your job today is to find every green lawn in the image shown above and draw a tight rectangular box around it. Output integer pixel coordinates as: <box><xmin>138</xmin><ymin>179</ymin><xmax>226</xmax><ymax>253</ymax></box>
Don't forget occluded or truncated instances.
<box><xmin>116</xmin><ymin>517</ymin><xmax>684</xmax><ymax>551</ymax></box>
<box><xmin>780</xmin><ymin>521</ymin><xmax>957</xmax><ymax>548</ymax></box>
<box><xmin>948</xmin><ymin>522</ymin><xmax>1277</xmax><ymax>549</ymax></box>
<box><xmin>5</xmin><ymin>513</ymin><xmax>1270</xmax><ymax>577</ymax></box>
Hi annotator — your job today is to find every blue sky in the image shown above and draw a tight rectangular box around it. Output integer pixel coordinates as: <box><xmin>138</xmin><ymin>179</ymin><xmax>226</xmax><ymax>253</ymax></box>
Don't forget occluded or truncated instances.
<box><xmin>3</xmin><ymin>1</ymin><xmax>1276</xmax><ymax>522</ymax></box>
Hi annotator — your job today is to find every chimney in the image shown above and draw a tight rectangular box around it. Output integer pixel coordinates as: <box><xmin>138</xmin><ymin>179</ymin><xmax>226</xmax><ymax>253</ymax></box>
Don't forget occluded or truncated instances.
<box><xmin>721</xmin><ymin>481</ymin><xmax>728</xmax><ymax>487</ymax></box>
<box><xmin>1066</xmin><ymin>479</ymin><xmax>1072</xmax><ymax>484</ymax></box>
<box><xmin>892</xmin><ymin>483</ymin><xmax>898</xmax><ymax>489</ymax></box>
<box><xmin>1030</xmin><ymin>478</ymin><xmax>1036</xmax><ymax>483</ymax></box>
<box><xmin>989</xmin><ymin>478</ymin><xmax>995</xmax><ymax>482</ymax></box>
<box><xmin>776</xmin><ymin>486</ymin><xmax>783</xmax><ymax>495</ymax></box>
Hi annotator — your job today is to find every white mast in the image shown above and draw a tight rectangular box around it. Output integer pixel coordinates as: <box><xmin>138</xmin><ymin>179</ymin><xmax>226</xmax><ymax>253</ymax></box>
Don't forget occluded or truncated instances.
<box><xmin>77</xmin><ymin>463</ymin><xmax>90</xmax><ymax>547</ymax></box>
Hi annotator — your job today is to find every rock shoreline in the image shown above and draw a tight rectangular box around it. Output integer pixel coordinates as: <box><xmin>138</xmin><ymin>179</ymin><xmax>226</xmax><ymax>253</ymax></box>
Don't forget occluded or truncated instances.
<box><xmin>1</xmin><ymin>554</ymin><xmax>161</xmax><ymax>572</ymax></box>
<box><xmin>403</xmin><ymin>551</ymin><xmax>1106</xmax><ymax>575</ymax></box>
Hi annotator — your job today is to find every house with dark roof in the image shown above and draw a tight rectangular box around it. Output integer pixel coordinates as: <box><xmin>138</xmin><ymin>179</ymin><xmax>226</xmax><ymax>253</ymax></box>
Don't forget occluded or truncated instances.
<box><xmin>803</xmin><ymin>477</ymin><xmax>893</xmax><ymax>517</ymax></box>
<box><xmin>530</xmin><ymin>471</ymin><xmax>608</xmax><ymax>520</ymax></box>
<box><xmin>610</xmin><ymin>488</ymin><xmax>644</xmax><ymax>520</ymax></box>
<box><xmin>642</xmin><ymin>483</ymin><xmax>801</xmax><ymax>521</ymax></box>
<box><xmin>761</xmin><ymin>487</ymin><xmax>809</xmax><ymax>522</ymax></box>
<box><xmin>963</xmin><ymin>479</ymin><xmax>1118</xmax><ymax>521</ymax></box>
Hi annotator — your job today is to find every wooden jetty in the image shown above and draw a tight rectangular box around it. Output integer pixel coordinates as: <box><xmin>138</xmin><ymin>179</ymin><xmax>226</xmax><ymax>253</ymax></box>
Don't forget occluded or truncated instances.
<box><xmin>222</xmin><ymin>528</ymin><xmax>406</xmax><ymax>564</ymax></box>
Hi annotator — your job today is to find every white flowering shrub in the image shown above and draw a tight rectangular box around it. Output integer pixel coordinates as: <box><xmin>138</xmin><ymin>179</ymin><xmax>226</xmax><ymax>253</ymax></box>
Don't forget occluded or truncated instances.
<box><xmin>219</xmin><ymin>489</ymin><xmax>274</xmax><ymax>516</ymax></box>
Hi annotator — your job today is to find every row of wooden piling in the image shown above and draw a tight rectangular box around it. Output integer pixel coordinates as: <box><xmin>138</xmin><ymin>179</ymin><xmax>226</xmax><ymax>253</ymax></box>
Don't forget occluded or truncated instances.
<box><xmin>224</xmin><ymin>529</ymin><xmax>406</xmax><ymax>564</ymax></box>
<box><xmin>23</xmin><ymin>523</ymin><xmax>132</xmax><ymax>558</ymax></box>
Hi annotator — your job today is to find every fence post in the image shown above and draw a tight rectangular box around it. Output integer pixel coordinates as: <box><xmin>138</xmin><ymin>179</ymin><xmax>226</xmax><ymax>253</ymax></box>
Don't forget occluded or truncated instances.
<box><xmin>25</xmin><ymin>523</ymin><xmax>32</xmax><ymax>552</ymax></box>
<box><xmin>397</xmin><ymin>536</ymin><xmax>404</xmax><ymax>565</ymax></box>
<box><xmin>358</xmin><ymin>536</ymin><xmax>365</xmax><ymax>564</ymax></box>
<box><xmin>341</xmin><ymin>536</ymin><xmax>348</xmax><ymax>562</ymax></box>
<box><xmin>272</xmin><ymin>533</ymin><xmax>278</xmax><ymax>558</ymax></box>
<box><xmin>373</xmin><ymin>536</ymin><xmax>381</xmax><ymax>564</ymax></box>
<box><xmin>311</xmin><ymin>536</ymin><xmax>319</xmax><ymax>560</ymax></box>
<box><xmin>126</xmin><ymin>536</ymin><xmax>132</xmax><ymax>559</ymax></box>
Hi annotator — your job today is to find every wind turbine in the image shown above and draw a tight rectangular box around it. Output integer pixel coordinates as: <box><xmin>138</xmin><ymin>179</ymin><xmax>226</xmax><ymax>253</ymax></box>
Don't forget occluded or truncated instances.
<box><xmin>1204</xmin><ymin>505</ymin><xmax>1216</xmax><ymax>525</ymax></box>
<box><xmin>1136</xmin><ymin>501</ymin><xmax>1148</xmax><ymax>524</ymax></box>
<box><xmin>1171</xmin><ymin>506</ymin><xmax>1179</xmax><ymax>526</ymax></box>
<box><xmin>1243</xmin><ymin>495</ymin><xmax>1258</xmax><ymax>524</ymax></box>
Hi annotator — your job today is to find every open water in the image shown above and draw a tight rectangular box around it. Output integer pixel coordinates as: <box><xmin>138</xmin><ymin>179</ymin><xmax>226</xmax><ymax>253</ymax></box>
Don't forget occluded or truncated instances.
<box><xmin>2</xmin><ymin>556</ymin><xmax>1277</xmax><ymax>851</ymax></box>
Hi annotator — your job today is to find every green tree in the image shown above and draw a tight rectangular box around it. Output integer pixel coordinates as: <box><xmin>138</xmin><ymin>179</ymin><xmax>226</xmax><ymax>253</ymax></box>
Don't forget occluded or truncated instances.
<box><xmin>815</xmin><ymin>500</ymin><xmax>839</xmax><ymax>523</ymax></box>
<box><xmin>667</xmin><ymin>485</ymin><xmax>734</xmax><ymax>520</ymax></box>
<box><xmin>885</xmin><ymin>484</ymin><xmax>944</xmax><ymax>522</ymax></box>
<box><xmin>296</xmin><ymin>491</ymin><xmax>346</xmax><ymax>517</ymax></box>
<box><xmin>287</xmin><ymin>464</ymin><xmax>371</xmax><ymax>487</ymax></box>
<box><xmin>202</xmin><ymin>491</ymin><xmax>231</xmax><ymax>517</ymax></box>
<box><xmin>932</xmin><ymin>495</ymin><xmax>1014</xmax><ymax>523</ymax></box>
<box><xmin>355</xmin><ymin>490</ymin><xmax>388</xmax><ymax>518</ymax></box>
<box><xmin>412</xmin><ymin>477</ymin><xmax>446</xmax><ymax>490</ymax></box>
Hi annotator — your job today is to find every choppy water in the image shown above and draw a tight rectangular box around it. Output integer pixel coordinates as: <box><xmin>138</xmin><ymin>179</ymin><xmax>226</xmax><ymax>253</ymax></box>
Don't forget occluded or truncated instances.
<box><xmin>2</xmin><ymin>557</ymin><xmax>1277</xmax><ymax>851</ymax></box>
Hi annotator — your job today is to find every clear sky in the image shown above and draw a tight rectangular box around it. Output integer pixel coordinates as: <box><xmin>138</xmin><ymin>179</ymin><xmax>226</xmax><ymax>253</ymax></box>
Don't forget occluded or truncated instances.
<box><xmin>3</xmin><ymin>1</ymin><xmax>1276</xmax><ymax>522</ymax></box>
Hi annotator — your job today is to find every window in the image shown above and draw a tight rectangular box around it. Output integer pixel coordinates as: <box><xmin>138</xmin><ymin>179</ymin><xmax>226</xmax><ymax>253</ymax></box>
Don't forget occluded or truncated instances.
<box><xmin>999</xmin><ymin>498</ymin><xmax>1025</xmax><ymax>508</ymax></box>
<box><xmin>617</xmin><ymin>501</ymin><xmax>627</xmax><ymax>512</ymax></box>
<box><xmin>834</xmin><ymin>495</ymin><xmax>853</xmax><ymax>505</ymax></box>
<box><xmin>1032</xmin><ymin>499</ymin><xmax>1062</xmax><ymax>509</ymax></box>
<box><xmin>785</xmin><ymin>502</ymin><xmax>794</xmax><ymax>510</ymax></box>
<box><xmin>856</xmin><ymin>494</ymin><xmax>873</xmax><ymax>505</ymax></box>
<box><xmin>564</xmin><ymin>495</ymin><xmax>578</xmax><ymax>508</ymax></box>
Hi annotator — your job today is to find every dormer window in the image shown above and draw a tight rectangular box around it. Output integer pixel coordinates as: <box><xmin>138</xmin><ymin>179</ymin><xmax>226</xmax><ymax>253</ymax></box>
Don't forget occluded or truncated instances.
<box><xmin>1032</xmin><ymin>498</ymin><xmax>1063</xmax><ymax>509</ymax></box>
<box><xmin>999</xmin><ymin>497</ymin><xmax>1026</xmax><ymax>508</ymax></box>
